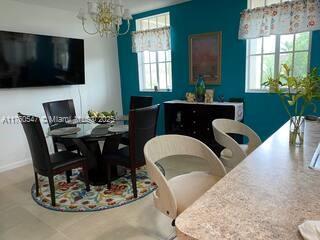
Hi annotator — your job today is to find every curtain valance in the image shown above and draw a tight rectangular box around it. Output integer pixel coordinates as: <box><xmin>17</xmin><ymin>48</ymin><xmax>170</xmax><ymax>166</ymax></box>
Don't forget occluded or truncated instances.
<box><xmin>132</xmin><ymin>26</ymin><xmax>171</xmax><ymax>53</ymax></box>
<box><xmin>239</xmin><ymin>0</ymin><xmax>320</xmax><ymax>39</ymax></box>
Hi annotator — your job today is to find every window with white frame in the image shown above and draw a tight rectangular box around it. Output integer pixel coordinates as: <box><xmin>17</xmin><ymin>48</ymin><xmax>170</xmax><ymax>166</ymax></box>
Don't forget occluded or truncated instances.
<box><xmin>136</xmin><ymin>13</ymin><xmax>172</xmax><ymax>92</ymax></box>
<box><xmin>246</xmin><ymin>0</ymin><xmax>311</xmax><ymax>92</ymax></box>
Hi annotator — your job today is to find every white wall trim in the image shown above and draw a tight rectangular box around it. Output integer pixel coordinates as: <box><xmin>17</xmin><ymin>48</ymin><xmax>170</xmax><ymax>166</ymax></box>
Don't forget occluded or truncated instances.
<box><xmin>0</xmin><ymin>158</ymin><xmax>31</xmax><ymax>173</ymax></box>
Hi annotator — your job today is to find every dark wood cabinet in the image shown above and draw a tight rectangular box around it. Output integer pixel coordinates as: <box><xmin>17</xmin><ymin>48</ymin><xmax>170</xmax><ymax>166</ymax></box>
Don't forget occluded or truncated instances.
<box><xmin>164</xmin><ymin>100</ymin><xmax>244</xmax><ymax>154</ymax></box>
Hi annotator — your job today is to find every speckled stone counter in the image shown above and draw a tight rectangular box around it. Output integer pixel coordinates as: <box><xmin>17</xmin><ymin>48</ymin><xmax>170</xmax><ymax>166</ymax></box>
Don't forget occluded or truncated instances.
<box><xmin>176</xmin><ymin>121</ymin><xmax>320</xmax><ymax>240</ymax></box>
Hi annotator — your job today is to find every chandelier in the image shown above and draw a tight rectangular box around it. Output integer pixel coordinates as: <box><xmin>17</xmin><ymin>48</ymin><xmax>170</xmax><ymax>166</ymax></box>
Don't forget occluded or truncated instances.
<box><xmin>77</xmin><ymin>0</ymin><xmax>132</xmax><ymax>37</ymax></box>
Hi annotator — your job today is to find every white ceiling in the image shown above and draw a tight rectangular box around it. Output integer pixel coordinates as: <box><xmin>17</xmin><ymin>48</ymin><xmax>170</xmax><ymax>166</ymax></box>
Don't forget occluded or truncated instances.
<box><xmin>12</xmin><ymin>0</ymin><xmax>191</xmax><ymax>14</ymax></box>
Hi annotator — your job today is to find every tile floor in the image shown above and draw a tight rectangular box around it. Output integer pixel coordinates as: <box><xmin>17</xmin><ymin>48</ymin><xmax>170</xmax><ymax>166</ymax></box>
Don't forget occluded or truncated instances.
<box><xmin>0</xmin><ymin>156</ymin><xmax>210</xmax><ymax>240</ymax></box>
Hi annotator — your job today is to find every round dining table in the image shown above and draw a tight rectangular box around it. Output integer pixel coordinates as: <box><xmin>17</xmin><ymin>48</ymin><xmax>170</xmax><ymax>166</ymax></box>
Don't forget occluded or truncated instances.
<box><xmin>48</xmin><ymin>122</ymin><xmax>128</xmax><ymax>186</ymax></box>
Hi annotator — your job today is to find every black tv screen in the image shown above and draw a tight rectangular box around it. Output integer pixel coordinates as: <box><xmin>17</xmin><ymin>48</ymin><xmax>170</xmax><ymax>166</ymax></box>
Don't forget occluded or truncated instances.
<box><xmin>0</xmin><ymin>31</ymin><xmax>85</xmax><ymax>88</ymax></box>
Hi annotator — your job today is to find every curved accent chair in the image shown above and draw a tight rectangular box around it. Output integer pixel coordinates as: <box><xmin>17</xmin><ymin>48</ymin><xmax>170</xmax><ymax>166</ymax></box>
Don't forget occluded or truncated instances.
<box><xmin>144</xmin><ymin>135</ymin><xmax>227</xmax><ymax>223</ymax></box>
<box><xmin>212</xmin><ymin>119</ymin><xmax>262</xmax><ymax>171</ymax></box>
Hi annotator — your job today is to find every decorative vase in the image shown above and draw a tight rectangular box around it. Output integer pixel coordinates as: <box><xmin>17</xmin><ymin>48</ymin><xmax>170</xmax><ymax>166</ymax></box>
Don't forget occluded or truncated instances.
<box><xmin>289</xmin><ymin>117</ymin><xmax>305</xmax><ymax>146</ymax></box>
<box><xmin>195</xmin><ymin>75</ymin><xmax>206</xmax><ymax>102</ymax></box>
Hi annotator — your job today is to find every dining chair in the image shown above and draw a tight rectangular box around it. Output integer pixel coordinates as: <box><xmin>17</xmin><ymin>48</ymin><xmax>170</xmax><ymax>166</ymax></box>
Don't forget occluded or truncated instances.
<box><xmin>43</xmin><ymin>99</ymin><xmax>79</xmax><ymax>182</ymax></box>
<box><xmin>103</xmin><ymin>104</ymin><xmax>160</xmax><ymax>198</ymax></box>
<box><xmin>18</xmin><ymin>113</ymin><xmax>90</xmax><ymax>206</ymax></box>
<box><xmin>121</xmin><ymin>96</ymin><xmax>153</xmax><ymax>146</ymax></box>
<box><xmin>130</xmin><ymin>96</ymin><xmax>153</xmax><ymax>110</ymax></box>
<box><xmin>43</xmin><ymin>99</ymin><xmax>76</xmax><ymax>130</ymax></box>
<box><xmin>212</xmin><ymin>119</ymin><xmax>262</xmax><ymax>171</ymax></box>
<box><xmin>43</xmin><ymin>99</ymin><xmax>79</xmax><ymax>152</ymax></box>
<box><xmin>144</xmin><ymin>134</ymin><xmax>227</xmax><ymax>225</ymax></box>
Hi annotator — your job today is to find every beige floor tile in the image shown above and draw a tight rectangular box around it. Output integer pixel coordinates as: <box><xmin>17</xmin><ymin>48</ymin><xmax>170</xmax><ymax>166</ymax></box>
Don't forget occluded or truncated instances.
<box><xmin>0</xmin><ymin>184</ymin><xmax>34</xmax><ymax>207</ymax></box>
<box><xmin>0</xmin><ymin>174</ymin><xmax>13</xmax><ymax>189</ymax></box>
<box><xmin>126</xmin><ymin>211</ymin><xmax>174</xmax><ymax>239</ymax></box>
<box><xmin>24</xmin><ymin>202</ymin><xmax>91</xmax><ymax>231</ymax></box>
<box><xmin>91</xmin><ymin>225</ymin><xmax>167</xmax><ymax>240</ymax></box>
<box><xmin>0</xmin><ymin>207</ymin><xmax>32</xmax><ymax>232</ymax></box>
<box><xmin>13</xmin><ymin>175</ymin><xmax>34</xmax><ymax>193</ymax></box>
<box><xmin>0</xmin><ymin>191</ymin><xmax>16</xmax><ymax>212</ymax></box>
<box><xmin>0</xmin><ymin>165</ymin><xmax>34</xmax><ymax>184</ymax></box>
<box><xmin>60</xmin><ymin>213</ymin><xmax>127</xmax><ymax>240</ymax></box>
<box><xmin>0</xmin><ymin>206</ymin><xmax>57</xmax><ymax>240</ymax></box>
<box><xmin>46</xmin><ymin>232</ymin><xmax>71</xmax><ymax>240</ymax></box>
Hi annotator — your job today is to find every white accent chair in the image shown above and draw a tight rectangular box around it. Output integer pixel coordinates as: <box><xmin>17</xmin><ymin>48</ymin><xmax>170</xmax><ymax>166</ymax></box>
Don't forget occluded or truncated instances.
<box><xmin>212</xmin><ymin>119</ymin><xmax>262</xmax><ymax>171</ymax></box>
<box><xmin>144</xmin><ymin>135</ymin><xmax>227</xmax><ymax>223</ymax></box>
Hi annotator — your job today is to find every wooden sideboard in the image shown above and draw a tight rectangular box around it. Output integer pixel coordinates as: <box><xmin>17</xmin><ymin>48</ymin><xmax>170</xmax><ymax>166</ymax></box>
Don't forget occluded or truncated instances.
<box><xmin>164</xmin><ymin>100</ymin><xmax>244</xmax><ymax>154</ymax></box>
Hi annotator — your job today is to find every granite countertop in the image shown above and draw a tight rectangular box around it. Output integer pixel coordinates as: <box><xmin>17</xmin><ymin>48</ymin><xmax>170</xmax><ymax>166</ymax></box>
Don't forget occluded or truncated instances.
<box><xmin>175</xmin><ymin>121</ymin><xmax>320</xmax><ymax>240</ymax></box>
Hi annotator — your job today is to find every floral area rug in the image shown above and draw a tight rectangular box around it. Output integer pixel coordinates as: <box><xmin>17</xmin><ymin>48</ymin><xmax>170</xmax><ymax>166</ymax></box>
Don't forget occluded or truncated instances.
<box><xmin>31</xmin><ymin>167</ymin><xmax>158</xmax><ymax>212</ymax></box>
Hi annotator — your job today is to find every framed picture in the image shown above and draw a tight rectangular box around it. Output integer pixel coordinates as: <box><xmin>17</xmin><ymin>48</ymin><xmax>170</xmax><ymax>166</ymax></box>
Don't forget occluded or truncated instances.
<box><xmin>189</xmin><ymin>32</ymin><xmax>222</xmax><ymax>85</ymax></box>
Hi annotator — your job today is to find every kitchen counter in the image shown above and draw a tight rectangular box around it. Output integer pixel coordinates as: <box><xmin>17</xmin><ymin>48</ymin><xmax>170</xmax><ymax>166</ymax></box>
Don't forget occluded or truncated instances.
<box><xmin>176</xmin><ymin>121</ymin><xmax>320</xmax><ymax>240</ymax></box>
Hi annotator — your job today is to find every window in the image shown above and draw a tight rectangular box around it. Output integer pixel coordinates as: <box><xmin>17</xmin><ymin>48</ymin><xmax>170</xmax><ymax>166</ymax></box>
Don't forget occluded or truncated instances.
<box><xmin>136</xmin><ymin>13</ymin><xmax>172</xmax><ymax>92</ymax></box>
<box><xmin>246</xmin><ymin>0</ymin><xmax>311</xmax><ymax>92</ymax></box>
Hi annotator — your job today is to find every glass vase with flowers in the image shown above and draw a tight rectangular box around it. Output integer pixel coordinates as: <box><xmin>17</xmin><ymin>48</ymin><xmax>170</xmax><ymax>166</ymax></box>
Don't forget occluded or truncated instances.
<box><xmin>263</xmin><ymin>64</ymin><xmax>320</xmax><ymax>146</ymax></box>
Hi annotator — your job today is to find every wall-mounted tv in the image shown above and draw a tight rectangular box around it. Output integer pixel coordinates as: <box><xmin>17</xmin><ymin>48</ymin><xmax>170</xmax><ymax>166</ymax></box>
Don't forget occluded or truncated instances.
<box><xmin>0</xmin><ymin>30</ymin><xmax>85</xmax><ymax>88</ymax></box>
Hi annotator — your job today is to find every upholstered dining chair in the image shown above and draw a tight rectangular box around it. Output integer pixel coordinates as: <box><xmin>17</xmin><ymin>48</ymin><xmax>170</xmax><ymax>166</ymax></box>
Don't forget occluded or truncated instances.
<box><xmin>103</xmin><ymin>104</ymin><xmax>160</xmax><ymax>198</ymax></box>
<box><xmin>18</xmin><ymin>113</ymin><xmax>90</xmax><ymax>206</ymax></box>
<box><xmin>130</xmin><ymin>96</ymin><xmax>153</xmax><ymax>110</ymax></box>
<box><xmin>144</xmin><ymin>135</ymin><xmax>227</xmax><ymax>225</ymax></box>
<box><xmin>121</xmin><ymin>96</ymin><xmax>153</xmax><ymax>146</ymax></box>
<box><xmin>212</xmin><ymin>119</ymin><xmax>262</xmax><ymax>171</ymax></box>
<box><xmin>43</xmin><ymin>99</ymin><xmax>76</xmax><ymax>130</ymax></box>
<box><xmin>43</xmin><ymin>99</ymin><xmax>78</xmax><ymax>150</ymax></box>
<box><xmin>43</xmin><ymin>99</ymin><xmax>79</xmax><ymax>182</ymax></box>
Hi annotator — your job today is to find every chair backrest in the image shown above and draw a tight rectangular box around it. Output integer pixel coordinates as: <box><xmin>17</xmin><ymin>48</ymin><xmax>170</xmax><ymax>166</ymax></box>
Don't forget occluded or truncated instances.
<box><xmin>129</xmin><ymin>104</ymin><xmax>160</xmax><ymax>165</ymax></box>
<box><xmin>43</xmin><ymin>99</ymin><xmax>76</xmax><ymax>130</ymax></box>
<box><xmin>212</xmin><ymin>119</ymin><xmax>262</xmax><ymax>168</ymax></box>
<box><xmin>18</xmin><ymin>113</ymin><xmax>51</xmax><ymax>172</ymax></box>
<box><xmin>144</xmin><ymin>134</ymin><xmax>226</xmax><ymax>219</ymax></box>
<box><xmin>130</xmin><ymin>96</ymin><xmax>153</xmax><ymax>110</ymax></box>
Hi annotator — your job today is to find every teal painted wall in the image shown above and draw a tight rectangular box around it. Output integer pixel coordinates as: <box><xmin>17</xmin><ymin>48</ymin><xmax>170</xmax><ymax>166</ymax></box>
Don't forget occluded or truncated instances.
<box><xmin>117</xmin><ymin>0</ymin><xmax>320</xmax><ymax>140</ymax></box>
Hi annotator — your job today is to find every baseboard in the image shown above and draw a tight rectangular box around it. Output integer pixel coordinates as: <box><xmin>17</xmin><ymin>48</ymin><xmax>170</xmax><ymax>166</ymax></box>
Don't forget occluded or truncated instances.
<box><xmin>0</xmin><ymin>158</ymin><xmax>32</xmax><ymax>173</ymax></box>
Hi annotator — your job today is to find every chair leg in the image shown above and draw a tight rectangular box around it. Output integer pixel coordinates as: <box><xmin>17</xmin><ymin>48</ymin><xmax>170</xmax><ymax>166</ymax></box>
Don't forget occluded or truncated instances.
<box><xmin>66</xmin><ymin>170</ymin><xmax>72</xmax><ymax>183</ymax></box>
<box><xmin>107</xmin><ymin>163</ymin><xmax>112</xmax><ymax>189</ymax></box>
<box><xmin>130</xmin><ymin>167</ymin><xmax>137</xmax><ymax>198</ymax></box>
<box><xmin>82</xmin><ymin>162</ymin><xmax>90</xmax><ymax>192</ymax></box>
<box><xmin>34</xmin><ymin>172</ymin><xmax>40</xmax><ymax>197</ymax></box>
<box><xmin>48</xmin><ymin>175</ymin><xmax>56</xmax><ymax>206</ymax></box>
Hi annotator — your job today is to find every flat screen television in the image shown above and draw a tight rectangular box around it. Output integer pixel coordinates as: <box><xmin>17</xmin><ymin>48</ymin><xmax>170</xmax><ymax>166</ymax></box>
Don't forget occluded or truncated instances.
<box><xmin>0</xmin><ymin>30</ymin><xmax>85</xmax><ymax>88</ymax></box>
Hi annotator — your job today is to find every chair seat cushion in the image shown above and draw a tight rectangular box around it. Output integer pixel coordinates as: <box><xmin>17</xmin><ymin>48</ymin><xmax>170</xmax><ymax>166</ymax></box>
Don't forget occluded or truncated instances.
<box><xmin>168</xmin><ymin>171</ymin><xmax>221</xmax><ymax>215</ymax></box>
<box><xmin>103</xmin><ymin>147</ymin><xmax>131</xmax><ymax>166</ymax></box>
<box><xmin>120</xmin><ymin>133</ymin><xmax>130</xmax><ymax>146</ymax></box>
<box><xmin>220</xmin><ymin>144</ymin><xmax>248</xmax><ymax>171</ymax></box>
<box><xmin>220</xmin><ymin>144</ymin><xmax>248</xmax><ymax>159</ymax></box>
<box><xmin>50</xmin><ymin>151</ymin><xmax>84</xmax><ymax>170</ymax></box>
<box><xmin>54</xmin><ymin>138</ymin><xmax>78</xmax><ymax>152</ymax></box>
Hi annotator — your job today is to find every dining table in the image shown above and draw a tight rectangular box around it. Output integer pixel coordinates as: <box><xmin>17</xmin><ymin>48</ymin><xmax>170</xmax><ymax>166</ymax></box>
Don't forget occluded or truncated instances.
<box><xmin>48</xmin><ymin>121</ymin><xmax>129</xmax><ymax>186</ymax></box>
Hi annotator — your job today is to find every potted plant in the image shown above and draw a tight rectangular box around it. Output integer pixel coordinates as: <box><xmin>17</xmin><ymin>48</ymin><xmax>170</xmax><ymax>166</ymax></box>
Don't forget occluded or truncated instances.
<box><xmin>263</xmin><ymin>64</ymin><xmax>320</xmax><ymax>146</ymax></box>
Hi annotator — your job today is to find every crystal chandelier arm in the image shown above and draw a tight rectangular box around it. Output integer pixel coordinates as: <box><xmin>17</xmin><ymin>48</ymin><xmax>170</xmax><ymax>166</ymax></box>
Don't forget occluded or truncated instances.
<box><xmin>81</xmin><ymin>19</ymin><xmax>99</xmax><ymax>35</ymax></box>
<box><xmin>117</xmin><ymin>20</ymin><xmax>131</xmax><ymax>36</ymax></box>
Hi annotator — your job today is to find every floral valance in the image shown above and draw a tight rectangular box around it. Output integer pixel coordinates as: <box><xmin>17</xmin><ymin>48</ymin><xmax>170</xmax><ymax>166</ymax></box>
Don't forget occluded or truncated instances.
<box><xmin>132</xmin><ymin>26</ymin><xmax>171</xmax><ymax>53</ymax></box>
<box><xmin>239</xmin><ymin>0</ymin><xmax>320</xmax><ymax>39</ymax></box>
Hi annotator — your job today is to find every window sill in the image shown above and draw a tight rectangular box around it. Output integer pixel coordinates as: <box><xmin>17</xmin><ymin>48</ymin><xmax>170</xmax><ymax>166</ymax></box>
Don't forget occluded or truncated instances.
<box><xmin>245</xmin><ymin>89</ymin><xmax>269</xmax><ymax>94</ymax></box>
<box><xmin>140</xmin><ymin>89</ymin><xmax>172</xmax><ymax>93</ymax></box>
